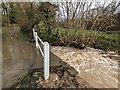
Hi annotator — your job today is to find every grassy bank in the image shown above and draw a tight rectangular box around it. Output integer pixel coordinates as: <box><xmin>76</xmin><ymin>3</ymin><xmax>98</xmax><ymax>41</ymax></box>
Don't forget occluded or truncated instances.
<box><xmin>39</xmin><ymin>28</ymin><xmax>119</xmax><ymax>52</ymax></box>
<box><xmin>94</xmin><ymin>33</ymin><xmax>119</xmax><ymax>51</ymax></box>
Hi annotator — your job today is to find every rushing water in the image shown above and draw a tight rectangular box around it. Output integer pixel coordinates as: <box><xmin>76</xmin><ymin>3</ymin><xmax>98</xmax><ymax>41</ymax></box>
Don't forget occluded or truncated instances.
<box><xmin>51</xmin><ymin>46</ymin><xmax>120</xmax><ymax>88</ymax></box>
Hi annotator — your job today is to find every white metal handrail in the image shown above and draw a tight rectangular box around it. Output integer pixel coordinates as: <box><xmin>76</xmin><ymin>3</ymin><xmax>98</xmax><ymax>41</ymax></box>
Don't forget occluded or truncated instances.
<box><xmin>33</xmin><ymin>28</ymin><xmax>50</xmax><ymax>80</ymax></box>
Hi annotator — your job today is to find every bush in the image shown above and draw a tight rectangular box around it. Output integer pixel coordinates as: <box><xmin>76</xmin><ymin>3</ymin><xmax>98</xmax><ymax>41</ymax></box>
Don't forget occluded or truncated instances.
<box><xmin>39</xmin><ymin>27</ymin><xmax>119</xmax><ymax>51</ymax></box>
<box><xmin>93</xmin><ymin>33</ymin><xmax>119</xmax><ymax>51</ymax></box>
<box><xmin>57</xmin><ymin>29</ymin><xmax>97</xmax><ymax>48</ymax></box>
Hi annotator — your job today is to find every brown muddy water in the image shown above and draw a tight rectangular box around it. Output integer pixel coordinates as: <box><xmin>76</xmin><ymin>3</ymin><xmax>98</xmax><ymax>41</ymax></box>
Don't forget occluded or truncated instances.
<box><xmin>51</xmin><ymin>46</ymin><xmax>120</xmax><ymax>88</ymax></box>
<box><xmin>12</xmin><ymin>46</ymin><xmax>120</xmax><ymax>89</ymax></box>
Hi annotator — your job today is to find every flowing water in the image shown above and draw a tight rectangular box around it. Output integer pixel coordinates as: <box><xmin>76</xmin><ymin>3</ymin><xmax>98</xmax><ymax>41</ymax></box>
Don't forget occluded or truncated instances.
<box><xmin>51</xmin><ymin>46</ymin><xmax>120</xmax><ymax>88</ymax></box>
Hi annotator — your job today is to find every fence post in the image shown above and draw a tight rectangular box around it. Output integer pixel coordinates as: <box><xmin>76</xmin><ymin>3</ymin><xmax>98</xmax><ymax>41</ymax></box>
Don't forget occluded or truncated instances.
<box><xmin>44</xmin><ymin>42</ymin><xmax>50</xmax><ymax>80</ymax></box>
<box><xmin>33</xmin><ymin>28</ymin><xmax>35</xmax><ymax>39</ymax></box>
<box><xmin>35</xmin><ymin>32</ymin><xmax>39</xmax><ymax>48</ymax></box>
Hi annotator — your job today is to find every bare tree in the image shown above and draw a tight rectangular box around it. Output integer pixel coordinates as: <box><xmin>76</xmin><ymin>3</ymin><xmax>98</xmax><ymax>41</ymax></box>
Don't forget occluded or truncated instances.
<box><xmin>54</xmin><ymin>0</ymin><xmax>120</xmax><ymax>47</ymax></box>
<box><xmin>56</xmin><ymin>0</ymin><xmax>119</xmax><ymax>32</ymax></box>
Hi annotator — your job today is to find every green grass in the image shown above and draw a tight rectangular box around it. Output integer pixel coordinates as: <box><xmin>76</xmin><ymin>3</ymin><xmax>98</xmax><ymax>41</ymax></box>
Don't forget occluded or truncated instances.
<box><xmin>95</xmin><ymin>32</ymin><xmax>119</xmax><ymax>51</ymax></box>
<box><xmin>97</xmin><ymin>33</ymin><xmax>119</xmax><ymax>41</ymax></box>
<box><xmin>50</xmin><ymin>28</ymin><xmax>119</xmax><ymax>51</ymax></box>
<box><xmin>0</xmin><ymin>27</ymin><xmax>2</xmax><ymax>31</ymax></box>
<box><xmin>40</xmin><ymin>28</ymin><xmax>120</xmax><ymax>51</ymax></box>
<box><xmin>17</xmin><ymin>31</ymin><xmax>28</xmax><ymax>39</ymax></box>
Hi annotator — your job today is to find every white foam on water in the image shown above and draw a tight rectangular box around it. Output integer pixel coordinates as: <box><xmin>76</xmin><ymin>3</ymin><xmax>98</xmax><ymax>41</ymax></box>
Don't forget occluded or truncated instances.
<box><xmin>51</xmin><ymin>46</ymin><xmax>119</xmax><ymax>88</ymax></box>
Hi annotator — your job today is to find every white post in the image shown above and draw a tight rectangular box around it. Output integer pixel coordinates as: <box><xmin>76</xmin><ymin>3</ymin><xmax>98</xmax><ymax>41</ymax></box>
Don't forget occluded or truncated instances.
<box><xmin>35</xmin><ymin>32</ymin><xmax>39</xmax><ymax>48</ymax></box>
<box><xmin>44</xmin><ymin>42</ymin><xmax>50</xmax><ymax>80</ymax></box>
<box><xmin>33</xmin><ymin>28</ymin><xmax>35</xmax><ymax>38</ymax></box>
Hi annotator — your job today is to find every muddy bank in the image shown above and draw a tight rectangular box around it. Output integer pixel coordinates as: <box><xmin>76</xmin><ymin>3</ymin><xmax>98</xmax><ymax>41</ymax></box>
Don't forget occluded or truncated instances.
<box><xmin>12</xmin><ymin>66</ymin><xmax>92</xmax><ymax>88</ymax></box>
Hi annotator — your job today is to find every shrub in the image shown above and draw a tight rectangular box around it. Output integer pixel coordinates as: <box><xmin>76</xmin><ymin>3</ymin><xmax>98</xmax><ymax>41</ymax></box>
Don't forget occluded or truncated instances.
<box><xmin>94</xmin><ymin>33</ymin><xmax>119</xmax><ymax>51</ymax></box>
<box><xmin>58</xmin><ymin>29</ymin><xmax>97</xmax><ymax>48</ymax></box>
<box><xmin>56</xmin><ymin>29</ymin><xmax>119</xmax><ymax>51</ymax></box>
<box><xmin>39</xmin><ymin>27</ymin><xmax>119</xmax><ymax>51</ymax></box>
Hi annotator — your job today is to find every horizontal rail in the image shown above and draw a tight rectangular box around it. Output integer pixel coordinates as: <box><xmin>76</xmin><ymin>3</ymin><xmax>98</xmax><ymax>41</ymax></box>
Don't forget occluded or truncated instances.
<box><xmin>37</xmin><ymin>36</ymin><xmax>44</xmax><ymax>45</ymax></box>
<box><xmin>38</xmin><ymin>44</ymin><xmax>44</xmax><ymax>57</ymax></box>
